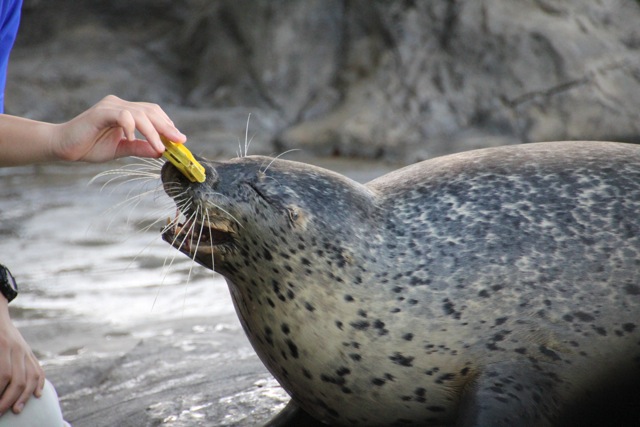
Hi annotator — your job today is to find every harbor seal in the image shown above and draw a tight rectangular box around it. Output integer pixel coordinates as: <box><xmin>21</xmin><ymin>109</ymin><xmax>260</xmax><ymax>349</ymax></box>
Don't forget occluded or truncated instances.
<box><xmin>160</xmin><ymin>141</ymin><xmax>640</xmax><ymax>426</ymax></box>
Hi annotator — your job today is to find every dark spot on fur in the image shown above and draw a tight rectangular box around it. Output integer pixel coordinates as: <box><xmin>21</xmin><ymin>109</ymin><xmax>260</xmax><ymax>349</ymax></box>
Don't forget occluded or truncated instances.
<box><xmin>427</xmin><ymin>406</ymin><xmax>446</xmax><ymax>413</ymax></box>
<box><xmin>344</xmin><ymin>294</ymin><xmax>354</xmax><ymax>302</ymax></box>
<box><xmin>574</xmin><ymin>312</ymin><xmax>595</xmax><ymax>322</ymax></box>
<box><xmin>373</xmin><ymin>319</ymin><xmax>388</xmax><ymax>335</ymax></box>
<box><xmin>403</xmin><ymin>333</ymin><xmax>414</xmax><ymax>341</ymax></box>
<box><xmin>623</xmin><ymin>323</ymin><xmax>636</xmax><ymax>333</ymax></box>
<box><xmin>539</xmin><ymin>345</ymin><xmax>562</xmax><ymax>361</ymax></box>
<box><xmin>350</xmin><ymin>320</ymin><xmax>370</xmax><ymax>330</ymax></box>
<box><xmin>389</xmin><ymin>352</ymin><xmax>414</xmax><ymax>367</ymax></box>
<box><xmin>337</xmin><ymin>367</ymin><xmax>351</xmax><ymax>376</ymax></box>
<box><xmin>320</xmin><ymin>374</ymin><xmax>345</xmax><ymax>386</ymax></box>
<box><xmin>625</xmin><ymin>283</ymin><xmax>640</xmax><ymax>295</ymax></box>
<box><xmin>285</xmin><ymin>339</ymin><xmax>299</xmax><ymax>359</ymax></box>
<box><xmin>281</xmin><ymin>323</ymin><xmax>290</xmax><ymax>335</ymax></box>
<box><xmin>592</xmin><ymin>325</ymin><xmax>607</xmax><ymax>336</ymax></box>
<box><xmin>495</xmin><ymin>317</ymin><xmax>508</xmax><ymax>326</ymax></box>
<box><xmin>443</xmin><ymin>299</ymin><xmax>456</xmax><ymax>316</ymax></box>
<box><xmin>479</xmin><ymin>289</ymin><xmax>490</xmax><ymax>298</ymax></box>
<box><xmin>435</xmin><ymin>373</ymin><xmax>455</xmax><ymax>384</ymax></box>
<box><xmin>372</xmin><ymin>378</ymin><xmax>386</xmax><ymax>386</ymax></box>
<box><xmin>305</xmin><ymin>302</ymin><xmax>316</xmax><ymax>312</ymax></box>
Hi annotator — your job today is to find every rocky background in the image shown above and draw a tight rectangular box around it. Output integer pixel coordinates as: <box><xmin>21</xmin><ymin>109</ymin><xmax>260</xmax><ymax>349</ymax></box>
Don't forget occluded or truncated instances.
<box><xmin>8</xmin><ymin>0</ymin><xmax>640</xmax><ymax>164</ymax></box>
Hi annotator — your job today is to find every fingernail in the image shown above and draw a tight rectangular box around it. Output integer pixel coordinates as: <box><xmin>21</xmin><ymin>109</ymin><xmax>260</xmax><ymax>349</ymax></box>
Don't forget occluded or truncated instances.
<box><xmin>15</xmin><ymin>403</ymin><xmax>24</xmax><ymax>413</ymax></box>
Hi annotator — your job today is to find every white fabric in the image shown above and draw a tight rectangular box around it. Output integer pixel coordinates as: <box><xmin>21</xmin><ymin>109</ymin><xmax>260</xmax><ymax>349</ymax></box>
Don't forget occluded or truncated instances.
<box><xmin>0</xmin><ymin>379</ymin><xmax>69</xmax><ymax>427</ymax></box>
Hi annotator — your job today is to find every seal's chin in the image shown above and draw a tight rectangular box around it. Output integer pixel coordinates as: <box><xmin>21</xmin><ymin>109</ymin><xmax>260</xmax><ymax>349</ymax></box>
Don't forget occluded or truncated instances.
<box><xmin>161</xmin><ymin>214</ymin><xmax>235</xmax><ymax>260</ymax></box>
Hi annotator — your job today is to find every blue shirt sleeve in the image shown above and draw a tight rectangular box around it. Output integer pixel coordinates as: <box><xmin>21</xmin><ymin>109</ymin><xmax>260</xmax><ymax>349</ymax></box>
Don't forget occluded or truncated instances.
<box><xmin>0</xmin><ymin>0</ymin><xmax>22</xmax><ymax>114</ymax></box>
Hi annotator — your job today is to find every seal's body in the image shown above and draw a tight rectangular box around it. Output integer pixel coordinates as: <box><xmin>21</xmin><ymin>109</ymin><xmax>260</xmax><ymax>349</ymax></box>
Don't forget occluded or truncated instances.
<box><xmin>161</xmin><ymin>141</ymin><xmax>640</xmax><ymax>426</ymax></box>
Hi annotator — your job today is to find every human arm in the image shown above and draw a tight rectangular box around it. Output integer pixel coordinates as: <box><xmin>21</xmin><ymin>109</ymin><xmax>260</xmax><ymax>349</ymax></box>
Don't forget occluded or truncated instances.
<box><xmin>0</xmin><ymin>295</ymin><xmax>45</xmax><ymax>415</ymax></box>
<box><xmin>0</xmin><ymin>94</ymin><xmax>186</xmax><ymax>166</ymax></box>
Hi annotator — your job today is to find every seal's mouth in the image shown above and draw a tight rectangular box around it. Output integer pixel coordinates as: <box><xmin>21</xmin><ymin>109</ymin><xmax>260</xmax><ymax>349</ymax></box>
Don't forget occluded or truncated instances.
<box><xmin>161</xmin><ymin>209</ymin><xmax>236</xmax><ymax>257</ymax></box>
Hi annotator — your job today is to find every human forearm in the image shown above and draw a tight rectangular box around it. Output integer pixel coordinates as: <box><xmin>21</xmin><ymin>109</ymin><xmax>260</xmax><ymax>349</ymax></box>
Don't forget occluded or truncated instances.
<box><xmin>0</xmin><ymin>115</ymin><xmax>59</xmax><ymax>166</ymax></box>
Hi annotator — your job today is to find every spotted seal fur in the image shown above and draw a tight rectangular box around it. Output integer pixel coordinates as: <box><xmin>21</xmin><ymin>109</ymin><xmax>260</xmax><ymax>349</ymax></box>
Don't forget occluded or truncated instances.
<box><xmin>160</xmin><ymin>141</ymin><xmax>640</xmax><ymax>426</ymax></box>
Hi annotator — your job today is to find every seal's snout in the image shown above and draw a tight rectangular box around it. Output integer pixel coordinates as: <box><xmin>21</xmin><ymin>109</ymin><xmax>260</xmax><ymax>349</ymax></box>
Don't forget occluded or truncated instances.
<box><xmin>196</xmin><ymin>155</ymin><xmax>219</xmax><ymax>186</ymax></box>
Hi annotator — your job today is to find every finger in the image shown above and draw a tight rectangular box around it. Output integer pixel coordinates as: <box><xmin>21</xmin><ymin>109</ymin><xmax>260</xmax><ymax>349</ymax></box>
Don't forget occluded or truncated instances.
<box><xmin>0</xmin><ymin>352</ymin><xmax>13</xmax><ymax>414</ymax></box>
<box><xmin>115</xmin><ymin>138</ymin><xmax>163</xmax><ymax>159</ymax></box>
<box><xmin>135</xmin><ymin>108</ymin><xmax>186</xmax><ymax>148</ymax></box>
<box><xmin>13</xmin><ymin>365</ymin><xmax>40</xmax><ymax>414</ymax></box>
<box><xmin>2</xmin><ymin>357</ymin><xmax>26</xmax><ymax>415</ymax></box>
<box><xmin>115</xmin><ymin>109</ymin><xmax>136</xmax><ymax>142</ymax></box>
<box><xmin>121</xmin><ymin>100</ymin><xmax>186</xmax><ymax>145</ymax></box>
<box><xmin>26</xmin><ymin>352</ymin><xmax>44</xmax><ymax>399</ymax></box>
<box><xmin>125</xmin><ymin>112</ymin><xmax>164</xmax><ymax>154</ymax></box>
<box><xmin>102</xmin><ymin>96</ymin><xmax>186</xmax><ymax>144</ymax></box>
<box><xmin>35</xmin><ymin>365</ymin><xmax>45</xmax><ymax>399</ymax></box>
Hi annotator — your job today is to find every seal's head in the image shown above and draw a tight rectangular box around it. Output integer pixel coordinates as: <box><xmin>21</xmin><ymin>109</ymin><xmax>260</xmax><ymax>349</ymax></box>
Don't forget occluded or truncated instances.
<box><xmin>161</xmin><ymin>155</ymin><xmax>378</xmax><ymax>275</ymax></box>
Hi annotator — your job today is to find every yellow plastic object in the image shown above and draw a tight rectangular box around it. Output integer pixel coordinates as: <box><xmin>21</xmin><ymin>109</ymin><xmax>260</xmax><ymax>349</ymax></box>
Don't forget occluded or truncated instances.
<box><xmin>161</xmin><ymin>136</ymin><xmax>206</xmax><ymax>183</ymax></box>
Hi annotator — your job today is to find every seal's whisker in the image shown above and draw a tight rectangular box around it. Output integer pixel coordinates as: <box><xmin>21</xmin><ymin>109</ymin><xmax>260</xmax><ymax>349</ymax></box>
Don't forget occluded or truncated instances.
<box><xmin>155</xmin><ymin>206</ymin><xmax>193</xmax><ymax>295</ymax></box>
<box><xmin>208</xmin><ymin>201</ymin><xmax>244</xmax><ymax>229</ymax></box>
<box><xmin>179</xmin><ymin>207</ymin><xmax>206</xmax><ymax>314</ymax></box>
<box><xmin>101</xmin><ymin>186</ymin><xmax>169</xmax><ymax>231</ymax></box>
<box><xmin>244</xmin><ymin>113</ymin><xmax>253</xmax><ymax>158</ymax></box>
<box><xmin>133</xmin><ymin>156</ymin><xmax>165</xmax><ymax>168</ymax></box>
<box><xmin>89</xmin><ymin>160</ymin><xmax>162</xmax><ymax>186</ymax></box>
<box><xmin>260</xmin><ymin>149</ymin><xmax>301</xmax><ymax>175</ymax></box>
<box><xmin>162</xmin><ymin>208</ymin><xmax>198</xmax><ymax>274</ymax></box>
<box><xmin>90</xmin><ymin>164</ymin><xmax>160</xmax><ymax>180</ymax></box>
<box><xmin>139</xmin><ymin>206</ymin><xmax>182</xmax><ymax>234</ymax></box>
<box><xmin>92</xmin><ymin>173</ymin><xmax>160</xmax><ymax>193</ymax></box>
<box><xmin>204</xmin><ymin>209</ymin><xmax>216</xmax><ymax>273</ymax></box>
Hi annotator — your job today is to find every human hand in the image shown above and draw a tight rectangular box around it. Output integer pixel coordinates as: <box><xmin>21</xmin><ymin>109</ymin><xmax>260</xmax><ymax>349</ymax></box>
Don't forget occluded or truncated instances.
<box><xmin>53</xmin><ymin>94</ymin><xmax>187</xmax><ymax>162</ymax></box>
<box><xmin>0</xmin><ymin>296</ymin><xmax>45</xmax><ymax>415</ymax></box>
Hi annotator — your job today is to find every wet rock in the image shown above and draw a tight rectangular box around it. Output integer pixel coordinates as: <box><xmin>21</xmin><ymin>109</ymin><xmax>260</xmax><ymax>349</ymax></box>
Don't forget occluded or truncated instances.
<box><xmin>47</xmin><ymin>318</ymin><xmax>288</xmax><ymax>427</ymax></box>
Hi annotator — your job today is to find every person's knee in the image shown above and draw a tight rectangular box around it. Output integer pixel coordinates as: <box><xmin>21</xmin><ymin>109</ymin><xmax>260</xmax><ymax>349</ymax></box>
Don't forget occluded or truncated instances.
<box><xmin>0</xmin><ymin>379</ymin><xmax>67</xmax><ymax>427</ymax></box>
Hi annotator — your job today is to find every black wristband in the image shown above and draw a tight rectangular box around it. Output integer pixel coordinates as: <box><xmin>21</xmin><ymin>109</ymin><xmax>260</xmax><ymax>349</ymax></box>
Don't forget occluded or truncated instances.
<box><xmin>0</xmin><ymin>264</ymin><xmax>18</xmax><ymax>303</ymax></box>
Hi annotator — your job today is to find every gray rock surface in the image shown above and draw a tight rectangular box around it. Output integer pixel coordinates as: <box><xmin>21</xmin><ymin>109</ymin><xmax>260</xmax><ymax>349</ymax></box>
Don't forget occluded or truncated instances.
<box><xmin>8</xmin><ymin>0</ymin><xmax>640</xmax><ymax>163</ymax></box>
